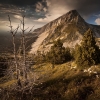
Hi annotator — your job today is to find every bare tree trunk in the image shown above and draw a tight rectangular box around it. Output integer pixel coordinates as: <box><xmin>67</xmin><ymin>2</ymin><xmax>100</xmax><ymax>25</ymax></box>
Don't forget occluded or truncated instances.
<box><xmin>8</xmin><ymin>15</ymin><xmax>19</xmax><ymax>80</ymax></box>
<box><xmin>8</xmin><ymin>15</ymin><xmax>34</xmax><ymax>86</ymax></box>
<box><xmin>22</xmin><ymin>16</ymin><xmax>27</xmax><ymax>80</ymax></box>
<box><xmin>12</xmin><ymin>35</ymin><xmax>19</xmax><ymax>79</ymax></box>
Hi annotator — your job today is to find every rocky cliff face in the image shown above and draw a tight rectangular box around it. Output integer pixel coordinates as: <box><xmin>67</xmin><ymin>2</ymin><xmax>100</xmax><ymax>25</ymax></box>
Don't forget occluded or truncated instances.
<box><xmin>30</xmin><ymin>10</ymin><xmax>100</xmax><ymax>53</ymax></box>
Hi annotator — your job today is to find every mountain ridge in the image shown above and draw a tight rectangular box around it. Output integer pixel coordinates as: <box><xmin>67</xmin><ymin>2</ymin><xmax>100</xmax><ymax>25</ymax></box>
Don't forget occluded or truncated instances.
<box><xmin>33</xmin><ymin>10</ymin><xmax>86</xmax><ymax>33</ymax></box>
<box><xmin>30</xmin><ymin>10</ymin><xmax>100</xmax><ymax>53</ymax></box>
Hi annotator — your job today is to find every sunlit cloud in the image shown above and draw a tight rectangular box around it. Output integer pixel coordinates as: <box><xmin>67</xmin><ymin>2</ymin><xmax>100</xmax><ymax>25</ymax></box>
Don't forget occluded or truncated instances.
<box><xmin>35</xmin><ymin>0</ymin><xmax>100</xmax><ymax>25</ymax></box>
<box><xmin>14</xmin><ymin>15</ymin><xmax>22</xmax><ymax>19</ymax></box>
<box><xmin>0</xmin><ymin>0</ymin><xmax>100</xmax><ymax>33</ymax></box>
<box><xmin>95</xmin><ymin>18</ymin><xmax>100</xmax><ymax>25</ymax></box>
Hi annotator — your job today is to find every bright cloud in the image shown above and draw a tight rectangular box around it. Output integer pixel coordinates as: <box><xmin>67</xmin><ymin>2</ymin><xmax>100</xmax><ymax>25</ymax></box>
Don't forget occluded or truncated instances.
<box><xmin>95</xmin><ymin>18</ymin><xmax>100</xmax><ymax>25</ymax></box>
<box><xmin>14</xmin><ymin>15</ymin><xmax>22</xmax><ymax>19</ymax></box>
<box><xmin>34</xmin><ymin>0</ymin><xmax>100</xmax><ymax>25</ymax></box>
<box><xmin>35</xmin><ymin>0</ymin><xmax>73</xmax><ymax>23</ymax></box>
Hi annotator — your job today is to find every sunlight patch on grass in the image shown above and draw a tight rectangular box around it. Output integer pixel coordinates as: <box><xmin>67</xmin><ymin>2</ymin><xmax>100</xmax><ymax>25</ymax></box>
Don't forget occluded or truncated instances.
<box><xmin>0</xmin><ymin>79</ymin><xmax>16</xmax><ymax>88</ymax></box>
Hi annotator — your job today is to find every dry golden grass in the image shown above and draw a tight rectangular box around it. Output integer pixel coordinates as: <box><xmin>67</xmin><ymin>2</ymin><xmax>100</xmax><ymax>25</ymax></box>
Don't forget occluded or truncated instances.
<box><xmin>1</xmin><ymin>62</ymin><xmax>100</xmax><ymax>100</ymax></box>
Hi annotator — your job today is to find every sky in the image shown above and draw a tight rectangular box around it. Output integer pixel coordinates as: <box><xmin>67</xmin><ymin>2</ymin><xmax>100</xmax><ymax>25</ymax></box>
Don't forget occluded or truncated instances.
<box><xmin>0</xmin><ymin>0</ymin><xmax>100</xmax><ymax>34</ymax></box>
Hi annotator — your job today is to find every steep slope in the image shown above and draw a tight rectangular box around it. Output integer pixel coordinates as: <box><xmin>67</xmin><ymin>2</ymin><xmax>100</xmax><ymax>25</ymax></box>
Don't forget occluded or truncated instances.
<box><xmin>0</xmin><ymin>33</ymin><xmax>38</xmax><ymax>53</ymax></box>
<box><xmin>1</xmin><ymin>62</ymin><xmax>100</xmax><ymax>100</ymax></box>
<box><xmin>30</xmin><ymin>10</ymin><xmax>100</xmax><ymax>53</ymax></box>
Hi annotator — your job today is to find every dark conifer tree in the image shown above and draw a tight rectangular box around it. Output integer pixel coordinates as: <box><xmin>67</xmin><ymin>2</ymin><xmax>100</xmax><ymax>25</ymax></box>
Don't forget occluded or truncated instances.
<box><xmin>47</xmin><ymin>39</ymin><xmax>72</xmax><ymax>64</ymax></box>
<box><xmin>75</xmin><ymin>29</ymin><xmax>100</xmax><ymax>68</ymax></box>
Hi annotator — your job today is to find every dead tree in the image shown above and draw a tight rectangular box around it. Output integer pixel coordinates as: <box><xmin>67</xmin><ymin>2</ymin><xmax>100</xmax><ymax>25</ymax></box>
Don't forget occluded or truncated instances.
<box><xmin>8</xmin><ymin>15</ymin><xmax>20</xmax><ymax>80</ymax></box>
<box><xmin>19</xmin><ymin>15</ymin><xmax>27</xmax><ymax>80</ymax></box>
<box><xmin>8</xmin><ymin>15</ymin><xmax>34</xmax><ymax>87</ymax></box>
<box><xmin>19</xmin><ymin>15</ymin><xmax>34</xmax><ymax>82</ymax></box>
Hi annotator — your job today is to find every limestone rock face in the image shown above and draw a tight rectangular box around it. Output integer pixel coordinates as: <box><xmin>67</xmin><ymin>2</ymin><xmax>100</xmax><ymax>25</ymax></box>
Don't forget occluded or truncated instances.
<box><xmin>30</xmin><ymin>10</ymin><xmax>100</xmax><ymax>53</ymax></box>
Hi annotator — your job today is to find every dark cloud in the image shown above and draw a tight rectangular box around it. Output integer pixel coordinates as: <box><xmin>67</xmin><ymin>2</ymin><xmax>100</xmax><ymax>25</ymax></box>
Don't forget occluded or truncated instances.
<box><xmin>0</xmin><ymin>0</ymin><xmax>100</xmax><ymax>32</ymax></box>
<box><xmin>0</xmin><ymin>0</ymin><xmax>99</xmax><ymax>20</ymax></box>
<box><xmin>41</xmin><ymin>0</ymin><xmax>100</xmax><ymax>18</ymax></box>
<box><xmin>75</xmin><ymin>0</ymin><xmax>100</xmax><ymax>17</ymax></box>
<box><xmin>0</xmin><ymin>0</ymin><xmax>42</xmax><ymax>6</ymax></box>
<box><xmin>0</xmin><ymin>0</ymin><xmax>42</xmax><ymax>20</ymax></box>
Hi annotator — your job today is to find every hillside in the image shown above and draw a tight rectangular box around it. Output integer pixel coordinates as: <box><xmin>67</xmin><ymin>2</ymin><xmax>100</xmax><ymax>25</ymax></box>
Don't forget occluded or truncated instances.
<box><xmin>0</xmin><ymin>33</ymin><xmax>38</xmax><ymax>53</ymax></box>
<box><xmin>0</xmin><ymin>62</ymin><xmax>100</xmax><ymax>100</ymax></box>
<box><xmin>0</xmin><ymin>10</ymin><xmax>100</xmax><ymax>54</ymax></box>
<box><xmin>1</xmin><ymin>9</ymin><xmax>100</xmax><ymax>100</ymax></box>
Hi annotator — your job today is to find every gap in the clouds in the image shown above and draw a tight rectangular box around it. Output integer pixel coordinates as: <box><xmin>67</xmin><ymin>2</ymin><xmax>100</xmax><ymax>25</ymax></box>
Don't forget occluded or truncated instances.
<box><xmin>86</xmin><ymin>12</ymin><xmax>100</xmax><ymax>25</ymax></box>
<box><xmin>86</xmin><ymin>16</ymin><xmax>97</xmax><ymax>25</ymax></box>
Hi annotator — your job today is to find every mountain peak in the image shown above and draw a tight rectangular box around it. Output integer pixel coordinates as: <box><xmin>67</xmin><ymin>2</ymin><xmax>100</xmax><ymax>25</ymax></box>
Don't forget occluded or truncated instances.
<box><xmin>56</xmin><ymin>10</ymin><xmax>78</xmax><ymax>19</ymax></box>
<box><xmin>30</xmin><ymin>10</ymin><xmax>100</xmax><ymax>53</ymax></box>
<box><xmin>34</xmin><ymin>10</ymin><xmax>82</xmax><ymax>33</ymax></box>
<box><xmin>63</xmin><ymin>10</ymin><xmax>84</xmax><ymax>22</ymax></box>
<box><xmin>67</xmin><ymin>9</ymin><xmax>78</xmax><ymax>14</ymax></box>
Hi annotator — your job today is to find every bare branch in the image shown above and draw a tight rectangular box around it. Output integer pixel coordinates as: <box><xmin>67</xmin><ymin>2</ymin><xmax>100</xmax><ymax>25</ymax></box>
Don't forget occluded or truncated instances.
<box><xmin>8</xmin><ymin>15</ymin><xmax>13</xmax><ymax>33</ymax></box>
<box><xmin>14</xmin><ymin>25</ymin><xmax>19</xmax><ymax>35</ymax></box>
<box><xmin>24</xmin><ymin>27</ymin><xmax>29</xmax><ymax>32</ymax></box>
<box><xmin>25</xmin><ymin>45</ymin><xmax>31</xmax><ymax>51</ymax></box>
<box><xmin>27</xmin><ymin>25</ymin><xmax>35</xmax><ymax>34</ymax></box>
<box><xmin>25</xmin><ymin>35</ymin><xmax>37</xmax><ymax>44</ymax></box>
<box><xmin>19</xmin><ymin>22</ymin><xmax>23</xmax><ymax>31</ymax></box>
<box><xmin>13</xmin><ymin>25</ymin><xmax>19</xmax><ymax>34</ymax></box>
<box><xmin>19</xmin><ymin>19</ymin><xmax>23</xmax><ymax>24</ymax></box>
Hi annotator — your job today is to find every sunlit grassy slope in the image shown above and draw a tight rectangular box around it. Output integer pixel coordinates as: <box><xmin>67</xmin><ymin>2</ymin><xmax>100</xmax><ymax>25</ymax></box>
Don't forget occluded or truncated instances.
<box><xmin>32</xmin><ymin>62</ymin><xmax>100</xmax><ymax>100</ymax></box>
<box><xmin>1</xmin><ymin>62</ymin><xmax>100</xmax><ymax>100</ymax></box>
